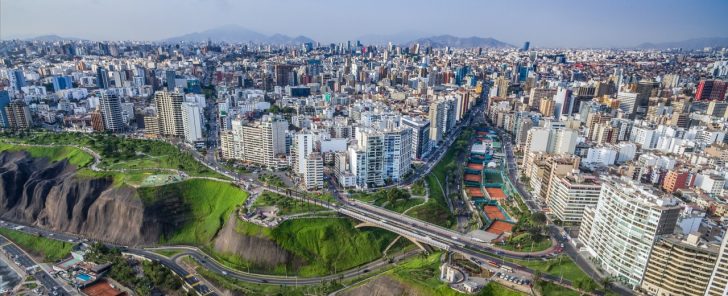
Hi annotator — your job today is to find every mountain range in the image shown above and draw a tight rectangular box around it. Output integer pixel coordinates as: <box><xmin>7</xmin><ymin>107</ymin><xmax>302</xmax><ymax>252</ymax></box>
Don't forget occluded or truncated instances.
<box><xmin>161</xmin><ymin>25</ymin><xmax>315</xmax><ymax>44</ymax></box>
<box><xmin>636</xmin><ymin>37</ymin><xmax>728</xmax><ymax>50</ymax></box>
<box><xmin>403</xmin><ymin>34</ymin><xmax>514</xmax><ymax>48</ymax></box>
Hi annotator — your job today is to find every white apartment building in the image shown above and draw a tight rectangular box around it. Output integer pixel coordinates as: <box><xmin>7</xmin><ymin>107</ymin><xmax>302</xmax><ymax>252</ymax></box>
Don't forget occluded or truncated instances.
<box><xmin>304</xmin><ymin>152</ymin><xmax>324</xmax><ymax>190</ymax></box>
<box><xmin>181</xmin><ymin>102</ymin><xmax>203</xmax><ymax>143</ymax></box>
<box><xmin>578</xmin><ymin>176</ymin><xmax>682</xmax><ymax>287</ymax></box>
<box><xmin>547</xmin><ymin>173</ymin><xmax>602</xmax><ymax>223</ymax></box>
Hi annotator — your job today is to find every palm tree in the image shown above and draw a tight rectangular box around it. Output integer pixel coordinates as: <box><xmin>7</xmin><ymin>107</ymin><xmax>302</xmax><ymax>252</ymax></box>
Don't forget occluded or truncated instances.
<box><xmin>600</xmin><ymin>276</ymin><xmax>614</xmax><ymax>292</ymax></box>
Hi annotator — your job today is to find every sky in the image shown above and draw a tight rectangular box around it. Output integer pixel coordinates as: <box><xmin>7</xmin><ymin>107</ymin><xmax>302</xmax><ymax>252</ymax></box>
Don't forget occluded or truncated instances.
<box><xmin>1</xmin><ymin>0</ymin><xmax>727</xmax><ymax>48</ymax></box>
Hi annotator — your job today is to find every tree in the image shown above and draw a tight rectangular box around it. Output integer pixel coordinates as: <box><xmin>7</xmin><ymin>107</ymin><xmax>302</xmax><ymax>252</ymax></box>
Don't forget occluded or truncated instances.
<box><xmin>531</xmin><ymin>212</ymin><xmax>547</xmax><ymax>225</ymax></box>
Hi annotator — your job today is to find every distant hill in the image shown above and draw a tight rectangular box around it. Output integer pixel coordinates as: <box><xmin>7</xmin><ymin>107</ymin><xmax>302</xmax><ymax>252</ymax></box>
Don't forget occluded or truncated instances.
<box><xmin>25</xmin><ymin>35</ymin><xmax>84</xmax><ymax>42</ymax></box>
<box><xmin>404</xmin><ymin>34</ymin><xmax>513</xmax><ymax>48</ymax></box>
<box><xmin>357</xmin><ymin>31</ymin><xmax>430</xmax><ymax>45</ymax></box>
<box><xmin>163</xmin><ymin>25</ymin><xmax>315</xmax><ymax>44</ymax></box>
<box><xmin>636</xmin><ymin>37</ymin><xmax>728</xmax><ymax>50</ymax></box>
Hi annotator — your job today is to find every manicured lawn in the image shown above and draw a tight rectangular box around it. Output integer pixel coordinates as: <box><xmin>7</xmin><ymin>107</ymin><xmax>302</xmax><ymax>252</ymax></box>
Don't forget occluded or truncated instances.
<box><xmin>0</xmin><ymin>228</ymin><xmax>74</xmax><ymax>262</ymax></box>
<box><xmin>0</xmin><ymin>143</ymin><xmax>93</xmax><ymax>167</ymax></box>
<box><xmin>505</xmin><ymin>255</ymin><xmax>590</xmax><ymax>284</ymax></box>
<box><xmin>138</xmin><ymin>179</ymin><xmax>248</xmax><ymax>245</ymax></box>
<box><xmin>498</xmin><ymin>233</ymin><xmax>552</xmax><ymax>252</ymax></box>
<box><xmin>482</xmin><ymin>282</ymin><xmax>527</xmax><ymax>296</ymax></box>
<box><xmin>252</xmin><ymin>191</ymin><xmax>327</xmax><ymax>215</ymax></box>
<box><xmin>535</xmin><ymin>281</ymin><xmax>581</xmax><ymax>296</ymax></box>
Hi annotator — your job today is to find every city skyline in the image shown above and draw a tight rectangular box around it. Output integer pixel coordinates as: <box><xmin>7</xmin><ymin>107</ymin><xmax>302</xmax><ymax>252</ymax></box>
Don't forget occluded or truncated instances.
<box><xmin>2</xmin><ymin>0</ymin><xmax>728</xmax><ymax>48</ymax></box>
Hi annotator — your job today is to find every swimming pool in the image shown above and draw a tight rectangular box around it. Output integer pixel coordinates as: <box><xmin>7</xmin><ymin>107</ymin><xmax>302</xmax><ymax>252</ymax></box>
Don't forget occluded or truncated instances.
<box><xmin>76</xmin><ymin>273</ymin><xmax>92</xmax><ymax>282</ymax></box>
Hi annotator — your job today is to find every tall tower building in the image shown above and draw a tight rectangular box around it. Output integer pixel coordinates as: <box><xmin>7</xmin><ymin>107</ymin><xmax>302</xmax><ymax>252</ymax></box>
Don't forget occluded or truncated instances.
<box><xmin>3</xmin><ymin>100</ymin><xmax>32</xmax><ymax>130</ymax></box>
<box><xmin>155</xmin><ymin>91</ymin><xmax>184</xmax><ymax>137</ymax></box>
<box><xmin>0</xmin><ymin>91</ymin><xmax>10</xmax><ymax>128</ymax></box>
<box><xmin>98</xmin><ymin>93</ymin><xmax>124</xmax><ymax>132</ymax></box>
<box><xmin>239</xmin><ymin>115</ymin><xmax>288</xmax><ymax>169</ymax></box>
<box><xmin>400</xmin><ymin>116</ymin><xmax>431</xmax><ymax>160</ymax></box>
<box><xmin>706</xmin><ymin>233</ymin><xmax>728</xmax><ymax>296</ymax></box>
<box><xmin>181</xmin><ymin>102</ymin><xmax>203</xmax><ymax>143</ymax></box>
<box><xmin>578</xmin><ymin>177</ymin><xmax>682</xmax><ymax>287</ymax></box>
<box><xmin>96</xmin><ymin>67</ymin><xmax>109</xmax><ymax>89</ymax></box>
<box><xmin>695</xmin><ymin>80</ymin><xmax>728</xmax><ymax>101</ymax></box>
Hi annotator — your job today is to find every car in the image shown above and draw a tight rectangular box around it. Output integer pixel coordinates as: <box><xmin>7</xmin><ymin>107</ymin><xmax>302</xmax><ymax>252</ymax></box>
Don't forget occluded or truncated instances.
<box><xmin>221</xmin><ymin>271</ymin><xmax>227</xmax><ymax>275</ymax></box>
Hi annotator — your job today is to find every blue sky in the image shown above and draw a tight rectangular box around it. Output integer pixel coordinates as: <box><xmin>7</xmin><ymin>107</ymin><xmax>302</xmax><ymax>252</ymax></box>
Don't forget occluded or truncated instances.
<box><xmin>1</xmin><ymin>0</ymin><xmax>727</xmax><ymax>47</ymax></box>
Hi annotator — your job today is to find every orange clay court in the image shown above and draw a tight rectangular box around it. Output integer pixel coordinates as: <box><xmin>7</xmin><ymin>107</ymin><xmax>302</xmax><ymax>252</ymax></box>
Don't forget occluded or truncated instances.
<box><xmin>467</xmin><ymin>187</ymin><xmax>484</xmax><ymax>198</ymax></box>
<box><xmin>485</xmin><ymin>188</ymin><xmax>507</xmax><ymax>200</ymax></box>
<box><xmin>467</xmin><ymin>163</ymin><xmax>484</xmax><ymax>170</ymax></box>
<box><xmin>464</xmin><ymin>174</ymin><xmax>481</xmax><ymax>182</ymax></box>
<box><xmin>486</xmin><ymin>220</ymin><xmax>514</xmax><ymax>235</ymax></box>
<box><xmin>484</xmin><ymin>205</ymin><xmax>506</xmax><ymax>220</ymax></box>
<box><xmin>82</xmin><ymin>280</ymin><xmax>126</xmax><ymax>296</ymax></box>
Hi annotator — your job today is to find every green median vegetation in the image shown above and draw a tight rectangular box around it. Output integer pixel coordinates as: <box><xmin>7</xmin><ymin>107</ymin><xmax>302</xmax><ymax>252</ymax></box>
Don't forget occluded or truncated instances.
<box><xmin>0</xmin><ymin>228</ymin><xmax>74</xmax><ymax>262</ymax></box>
<box><xmin>138</xmin><ymin>179</ymin><xmax>248</xmax><ymax>245</ymax></box>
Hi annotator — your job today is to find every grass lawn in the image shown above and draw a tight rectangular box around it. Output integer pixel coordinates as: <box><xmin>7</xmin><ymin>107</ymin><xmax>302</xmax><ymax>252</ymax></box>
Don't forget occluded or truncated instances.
<box><xmin>0</xmin><ymin>228</ymin><xmax>74</xmax><ymax>262</ymax></box>
<box><xmin>411</xmin><ymin>180</ymin><xmax>426</xmax><ymax>196</ymax></box>
<box><xmin>504</xmin><ymin>255</ymin><xmax>590</xmax><ymax>284</ymax></box>
<box><xmin>535</xmin><ymin>282</ymin><xmax>581</xmax><ymax>296</ymax></box>
<box><xmin>227</xmin><ymin>218</ymin><xmax>398</xmax><ymax>277</ymax></box>
<box><xmin>407</xmin><ymin>175</ymin><xmax>453</xmax><ymax>227</ymax></box>
<box><xmin>272</xmin><ymin>218</ymin><xmax>396</xmax><ymax>276</ymax></box>
<box><xmin>498</xmin><ymin>233</ymin><xmax>552</xmax><ymax>252</ymax></box>
<box><xmin>388</xmin><ymin>252</ymin><xmax>463</xmax><ymax>296</ymax></box>
<box><xmin>138</xmin><ymin>179</ymin><xmax>248</xmax><ymax>245</ymax></box>
<box><xmin>252</xmin><ymin>191</ymin><xmax>327</xmax><ymax>215</ymax></box>
<box><xmin>0</xmin><ymin>143</ymin><xmax>93</xmax><ymax>167</ymax></box>
<box><xmin>1</xmin><ymin>132</ymin><xmax>224</xmax><ymax>178</ymax></box>
<box><xmin>352</xmin><ymin>188</ymin><xmax>424</xmax><ymax>213</ymax></box>
<box><xmin>482</xmin><ymin>282</ymin><xmax>527</xmax><ymax>296</ymax></box>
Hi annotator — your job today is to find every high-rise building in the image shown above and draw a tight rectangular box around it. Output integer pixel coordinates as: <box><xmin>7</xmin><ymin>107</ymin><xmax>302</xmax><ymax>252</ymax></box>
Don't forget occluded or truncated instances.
<box><xmin>155</xmin><ymin>91</ymin><xmax>184</xmax><ymax>137</ymax></box>
<box><xmin>181</xmin><ymin>102</ymin><xmax>203</xmax><ymax>143</ymax></box>
<box><xmin>0</xmin><ymin>91</ymin><xmax>9</xmax><ymax>128</ymax></box>
<box><xmin>521</xmin><ymin>41</ymin><xmax>530</xmax><ymax>52</ymax></box>
<box><xmin>640</xmin><ymin>234</ymin><xmax>719</xmax><ymax>296</ymax></box>
<box><xmin>98</xmin><ymin>93</ymin><xmax>124</xmax><ymax>132</ymax></box>
<box><xmin>706</xmin><ymin>233</ymin><xmax>728</xmax><ymax>296</ymax></box>
<box><xmin>292</xmin><ymin>132</ymin><xmax>316</xmax><ymax>175</ymax></box>
<box><xmin>275</xmin><ymin>64</ymin><xmax>296</xmax><ymax>86</ymax></box>
<box><xmin>661</xmin><ymin>169</ymin><xmax>692</xmax><ymax>193</ymax></box>
<box><xmin>52</xmin><ymin>76</ymin><xmax>73</xmax><ymax>92</ymax></box>
<box><xmin>400</xmin><ymin>116</ymin><xmax>430</xmax><ymax>160</ymax></box>
<box><xmin>695</xmin><ymin>80</ymin><xmax>728</xmax><ymax>101</ymax></box>
<box><xmin>349</xmin><ymin>128</ymin><xmax>385</xmax><ymax>188</ymax></box>
<box><xmin>166</xmin><ymin>70</ymin><xmax>176</xmax><ymax>91</ymax></box>
<box><xmin>8</xmin><ymin>69</ymin><xmax>26</xmax><ymax>93</ymax></box>
<box><xmin>547</xmin><ymin>172</ymin><xmax>601</xmax><ymax>223</ymax></box>
<box><xmin>495</xmin><ymin>77</ymin><xmax>509</xmax><ymax>98</ymax></box>
<box><xmin>96</xmin><ymin>67</ymin><xmax>109</xmax><ymax>89</ymax></box>
<box><xmin>578</xmin><ymin>177</ymin><xmax>682</xmax><ymax>287</ymax></box>
<box><xmin>236</xmin><ymin>115</ymin><xmax>288</xmax><ymax>169</ymax></box>
<box><xmin>304</xmin><ymin>152</ymin><xmax>324</xmax><ymax>190</ymax></box>
<box><xmin>3</xmin><ymin>100</ymin><xmax>32</xmax><ymax>130</ymax></box>
<box><xmin>382</xmin><ymin>127</ymin><xmax>412</xmax><ymax>183</ymax></box>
